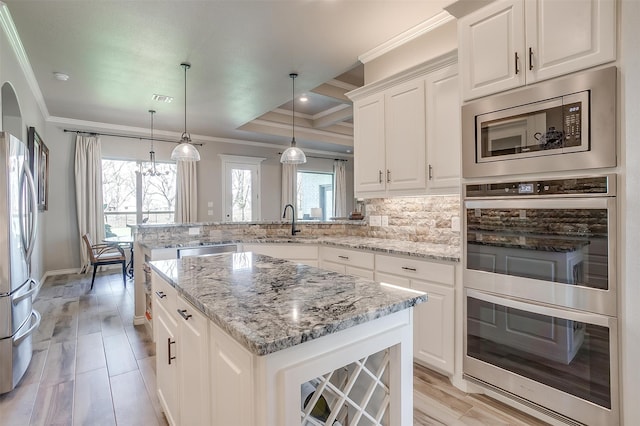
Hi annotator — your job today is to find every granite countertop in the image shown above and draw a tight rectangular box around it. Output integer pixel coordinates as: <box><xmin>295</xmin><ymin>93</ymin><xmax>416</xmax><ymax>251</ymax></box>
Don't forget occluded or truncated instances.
<box><xmin>129</xmin><ymin>219</ymin><xmax>366</xmax><ymax>229</ymax></box>
<box><xmin>149</xmin><ymin>252</ymin><xmax>427</xmax><ymax>356</ymax></box>
<box><xmin>140</xmin><ymin>236</ymin><xmax>460</xmax><ymax>263</ymax></box>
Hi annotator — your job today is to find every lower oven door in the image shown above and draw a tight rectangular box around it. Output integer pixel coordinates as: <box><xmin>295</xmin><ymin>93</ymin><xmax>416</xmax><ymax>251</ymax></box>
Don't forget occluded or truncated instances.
<box><xmin>0</xmin><ymin>310</ymin><xmax>41</xmax><ymax>394</ymax></box>
<box><xmin>464</xmin><ymin>290</ymin><xmax>618</xmax><ymax>425</ymax></box>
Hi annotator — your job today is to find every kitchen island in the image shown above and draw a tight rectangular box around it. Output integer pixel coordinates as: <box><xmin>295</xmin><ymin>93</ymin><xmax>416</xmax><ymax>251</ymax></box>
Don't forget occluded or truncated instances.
<box><xmin>149</xmin><ymin>251</ymin><xmax>426</xmax><ymax>426</ymax></box>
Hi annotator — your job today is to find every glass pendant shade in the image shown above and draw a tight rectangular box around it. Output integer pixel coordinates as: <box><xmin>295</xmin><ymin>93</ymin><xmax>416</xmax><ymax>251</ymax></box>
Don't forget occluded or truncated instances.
<box><xmin>172</xmin><ymin>62</ymin><xmax>200</xmax><ymax>162</ymax></box>
<box><xmin>280</xmin><ymin>138</ymin><xmax>306</xmax><ymax>164</ymax></box>
<box><xmin>171</xmin><ymin>133</ymin><xmax>201</xmax><ymax>161</ymax></box>
<box><xmin>280</xmin><ymin>72</ymin><xmax>306</xmax><ymax>164</ymax></box>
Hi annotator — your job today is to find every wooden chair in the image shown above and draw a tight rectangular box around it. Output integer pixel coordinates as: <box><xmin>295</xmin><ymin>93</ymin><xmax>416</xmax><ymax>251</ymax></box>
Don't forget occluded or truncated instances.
<box><xmin>82</xmin><ymin>233</ymin><xmax>127</xmax><ymax>289</ymax></box>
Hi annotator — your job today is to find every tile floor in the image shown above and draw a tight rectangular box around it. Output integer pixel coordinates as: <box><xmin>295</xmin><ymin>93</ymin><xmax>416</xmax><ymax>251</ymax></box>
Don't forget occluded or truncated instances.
<box><xmin>0</xmin><ymin>271</ymin><xmax>548</xmax><ymax>425</ymax></box>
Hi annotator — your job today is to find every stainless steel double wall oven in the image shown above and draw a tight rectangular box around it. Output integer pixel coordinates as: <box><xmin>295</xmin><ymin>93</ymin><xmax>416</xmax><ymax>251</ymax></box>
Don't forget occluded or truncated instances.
<box><xmin>461</xmin><ymin>67</ymin><xmax>618</xmax><ymax>425</ymax></box>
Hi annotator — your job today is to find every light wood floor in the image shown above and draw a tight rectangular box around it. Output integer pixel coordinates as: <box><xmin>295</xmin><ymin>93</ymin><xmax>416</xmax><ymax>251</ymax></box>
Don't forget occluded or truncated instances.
<box><xmin>0</xmin><ymin>271</ymin><xmax>548</xmax><ymax>426</ymax></box>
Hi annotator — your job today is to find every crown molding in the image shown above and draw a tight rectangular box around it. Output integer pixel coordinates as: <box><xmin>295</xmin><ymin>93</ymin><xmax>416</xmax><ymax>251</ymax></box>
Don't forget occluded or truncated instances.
<box><xmin>0</xmin><ymin>3</ymin><xmax>50</xmax><ymax>118</ymax></box>
<box><xmin>358</xmin><ymin>11</ymin><xmax>455</xmax><ymax>64</ymax></box>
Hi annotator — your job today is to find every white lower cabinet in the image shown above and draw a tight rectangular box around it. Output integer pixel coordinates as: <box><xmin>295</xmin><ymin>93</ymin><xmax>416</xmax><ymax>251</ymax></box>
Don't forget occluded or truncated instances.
<box><xmin>374</xmin><ymin>255</ymin><xmax>455</xmax><ymax>375</ymax></box>
<box><xmin>209</xmin><ymin>322</ymin><xmax>254</xmax><ymax>426</ymax></box>
<box><xmin>319</xmin><ymin>246</ymin><xmax>374</xmax><ymax>279</ymax></box>
<box><xmin>153</xmin><ymin>271</ymin><xmax>210</xmax><ymax>426</ymax></box>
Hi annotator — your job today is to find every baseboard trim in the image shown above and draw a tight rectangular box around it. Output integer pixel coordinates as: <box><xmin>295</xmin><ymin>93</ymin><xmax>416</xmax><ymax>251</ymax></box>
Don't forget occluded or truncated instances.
<box><xmin>133</xmin><ymin>315</ymin><xmax>146</xmax><ymax>326</ymax></box>
<box><xmin>40</xmin><ymin>268</ymin><xmax>82</xmax><ymax>283</ymax></box>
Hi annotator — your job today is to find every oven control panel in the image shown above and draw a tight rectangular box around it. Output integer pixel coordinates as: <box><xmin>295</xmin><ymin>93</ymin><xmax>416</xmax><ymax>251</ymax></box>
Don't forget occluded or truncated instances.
<box><xmin>465</xmin><ymin>176</ymin><xmax>611</xmax><ymax>198</ymax></box>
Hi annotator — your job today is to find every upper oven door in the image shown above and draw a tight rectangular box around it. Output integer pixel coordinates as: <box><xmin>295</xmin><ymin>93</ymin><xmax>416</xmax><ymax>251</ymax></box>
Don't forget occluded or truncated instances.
<box><xmin>464</xmin><ymin>196</ymin><xmax>616</xmax><ymax>316</ymax></box>
<box><xmin>476</xmin><ymin>92</ymin><xmax>588</xmax><ymax>163</ymax></box>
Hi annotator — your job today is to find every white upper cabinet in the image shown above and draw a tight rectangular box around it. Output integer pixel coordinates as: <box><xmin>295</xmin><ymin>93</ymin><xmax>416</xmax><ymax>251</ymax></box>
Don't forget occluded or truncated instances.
<box><xmin>348</xmin><ymin>52</ymin><xmax>460</xmax><ymax>198</ymax></box>
<box><xmin>353</xmin><ymin>93</ymin><xmax>386</xmax><ymax>193</ymax></box>
<box><xmin>459</xmin><ymin>0</ymin><xmax>525</xmax><ymax>100</ymax></box>
<box><xmin>425</xmin><ymin>65</ymin><xmax>461</xmax><ymax>192</ymax></box>
<box><xmin>459</xmin><ymin>0</ymin><xmax>616</xmax><ymax>101</ymax></box>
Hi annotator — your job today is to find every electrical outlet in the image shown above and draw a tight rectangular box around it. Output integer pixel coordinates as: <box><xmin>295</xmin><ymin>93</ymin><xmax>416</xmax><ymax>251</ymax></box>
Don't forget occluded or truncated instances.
<box><xmin>207</xmin><ymin>210</ymin><xmax>213</xmax><ymax>216</ymax></box>
<box><xmin>188</xmin><ymin>227</ymin><xmax>201</xmax><ymax>235</ymax></box>
<box><xmin>451</xmin><ymin>216</ymin><xmax>460</xmax><ymax>232</ymax></box>
<box><xmin>381</xmin><ymin>216</ymin><xmax>389</xmax><ymax>227</ymax></box>
<box><xmin>207</xmin><ymin>201</ymin><xmax>214</xmax><ymax>207</ymax></box>
<box><xmin>369</xmin><ymin>215</ymin><xmax>382</xmax><ymax>227</ymax></box>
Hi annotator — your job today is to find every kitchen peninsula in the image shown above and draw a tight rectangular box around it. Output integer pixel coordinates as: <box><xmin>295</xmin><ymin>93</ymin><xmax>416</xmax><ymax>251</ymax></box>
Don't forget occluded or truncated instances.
<box><xmin>149</xmin><ymin>251</ymin><xmax>426</xmax><ymax>426</ymax></box>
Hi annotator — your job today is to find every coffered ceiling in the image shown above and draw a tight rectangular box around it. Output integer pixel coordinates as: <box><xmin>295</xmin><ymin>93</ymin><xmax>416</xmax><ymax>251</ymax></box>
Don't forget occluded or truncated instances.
<box><xmin>3</xmin><ymin>1</ymin><xmax>450</xmax><ymax>154</ymax></box>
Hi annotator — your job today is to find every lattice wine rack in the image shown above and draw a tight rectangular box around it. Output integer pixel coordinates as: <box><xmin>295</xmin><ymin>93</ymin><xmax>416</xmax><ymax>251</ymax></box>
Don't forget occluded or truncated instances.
<box><xmin>301</xmin><ymin>348</ymin><xmax>390</xmax><ymax>426</ymax></box>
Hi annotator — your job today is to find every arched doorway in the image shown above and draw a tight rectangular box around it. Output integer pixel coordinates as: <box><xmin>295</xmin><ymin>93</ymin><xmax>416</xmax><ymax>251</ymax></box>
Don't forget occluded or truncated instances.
<box><xmin>2</xmin><ymin>82</ymin><xmax>22</xmax><ymax>139</ymax></box>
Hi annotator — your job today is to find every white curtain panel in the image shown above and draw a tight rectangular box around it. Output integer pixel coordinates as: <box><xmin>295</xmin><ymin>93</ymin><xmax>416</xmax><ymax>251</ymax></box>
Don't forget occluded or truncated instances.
<box><xmin>281</xmin><ymin>163</ymin><xmax>297</xmax><ymax>219</ymax></box>
<box><xmin>175</xmin><ymin>160</ymin><xmax>198</xmax><ymax>223</ymax></box>
<box><xmin>74</xmin><ymin>134</ymin><xmax>104</xmax><ymax>272</ymax></box>
<box><xmin>334</xmin><ymin>160</ymin><xmax>347</xmax><ymax>217</ymax></box>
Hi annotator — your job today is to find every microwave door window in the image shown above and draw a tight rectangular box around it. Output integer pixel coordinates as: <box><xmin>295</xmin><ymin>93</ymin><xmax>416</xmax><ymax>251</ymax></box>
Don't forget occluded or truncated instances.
<box><xmin>481</xmin><ymin>118</ymin><xmax>528</xmax><ymax>158</ymax></box>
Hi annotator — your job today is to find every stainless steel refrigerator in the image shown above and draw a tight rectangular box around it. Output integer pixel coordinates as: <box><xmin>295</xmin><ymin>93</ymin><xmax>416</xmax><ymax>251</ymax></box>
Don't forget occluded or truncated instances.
<box><xmin>0</xmin><ymin>132</ymin><xmax>41</xmax><ymax>394</ymax></box>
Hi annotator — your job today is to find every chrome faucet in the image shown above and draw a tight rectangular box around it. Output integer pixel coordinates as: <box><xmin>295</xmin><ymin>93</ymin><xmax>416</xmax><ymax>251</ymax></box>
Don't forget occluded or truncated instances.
<box><xmin>282</xmin><ymin>204</ymin><xmax>300</xmax><ymax>236</ymax></box>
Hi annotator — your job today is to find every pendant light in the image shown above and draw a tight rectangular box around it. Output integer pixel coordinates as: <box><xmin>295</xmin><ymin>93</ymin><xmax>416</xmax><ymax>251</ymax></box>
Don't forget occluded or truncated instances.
<box><xmin>280</xmin><ymin>72</ymin><xmax>306</xmax><ymax>164</ymax></box>
<box><xmin>171</xmin><ymin>62</ymin><xmax>200</xmax><ymax>162</ymax></box>
<box><xmin>143</xmin><ymin>110</ymin><xmax>169</xmax><ymax>176</ymax></box>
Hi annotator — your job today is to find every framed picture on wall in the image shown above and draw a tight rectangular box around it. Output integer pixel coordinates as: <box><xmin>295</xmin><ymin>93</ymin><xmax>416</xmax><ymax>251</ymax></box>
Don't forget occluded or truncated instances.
<box><xmin>27</xmin><ymin>127</ymin><xmax>49</xmax><ymax>211</ymax></box>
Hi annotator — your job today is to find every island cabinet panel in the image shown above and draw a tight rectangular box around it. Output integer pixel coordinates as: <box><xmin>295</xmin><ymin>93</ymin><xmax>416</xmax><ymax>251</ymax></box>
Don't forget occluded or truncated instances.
<box><xmin>176</xmin><ymin>297</ymin><xmax>210</xmax><ymax>426</ymax></box>
<box><xmin>209</xmin><ymin>322</ymin><xmax>254</xmax><ymax>426</ymax></box>
<box><xmin>374</xmin><ymin>255</ymin><xmax>456</xmax><ymax>375</ymax></box>
<box><xmin>153</xmin><ymin>274</ymin><xmax>179</xmax><ymax>425</ymax></box>
<box><xmin>241</xmin><ymin>243</ymin><xmax>319</xmax><ymax>267</ymax></box>
<box><xmin>319</xmin><ymin>246</ymin><xmax>374</xmax><ymax>279</ymax></box>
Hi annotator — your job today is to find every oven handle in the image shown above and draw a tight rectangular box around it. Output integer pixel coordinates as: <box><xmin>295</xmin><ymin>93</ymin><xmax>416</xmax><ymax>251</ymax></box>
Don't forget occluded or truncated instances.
<box><xmin>466</xmin><ymin>289</ymin><xmax>615</xmax><ymax>327</ymax></box>
<box><xmin>465</xmin><ymin>197</ymin><xmax>612</xmax><ymax>210</ymax></box>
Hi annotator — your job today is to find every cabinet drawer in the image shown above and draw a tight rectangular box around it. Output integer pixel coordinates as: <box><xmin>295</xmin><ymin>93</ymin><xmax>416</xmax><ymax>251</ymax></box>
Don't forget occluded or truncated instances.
<box><xmin>152</xmin><ymin>270</ymin><xmax>178</xmax><ymax>314</ymax></box>
<box><xmin>320</xmin><ymin>247</ymin><xmax>374</xmax><ymax>270</ymax></box>
<box><xmin>375</xmin><ymin>255</ymin><xmax>454</xmax><ymax>286</ymax></box>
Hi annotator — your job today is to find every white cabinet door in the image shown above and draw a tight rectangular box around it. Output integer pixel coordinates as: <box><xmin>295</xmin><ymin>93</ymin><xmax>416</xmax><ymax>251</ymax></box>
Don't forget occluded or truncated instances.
<box><xmin>385</xmin><ymin>79</ymin><xmax>426</xmax><ymax>192</ymax></box>
<box><xmin>459</xmin><ymin>0</ymin><xmax>525</xmax><ymax>100</ymax></box>
<box><xmin>177</xmin><ymin>297</ymin><xmax>210</xmax><ymax>426</ymax></box>
<box><xmin>426</xmin><ymin>66</ymin><xmax>461</xmax><ymax>192</ymax></box>
<box><xmin>353</xmin><ymin>93</ymin><xmax>386</xmax><ymax>194</ymax></box>
<box><xmin>525</xmin><ymin>0</ymin><xmax>616</xmax><ymax>83</ymax></box>
<box><xmin>156</xmin><ymin>303</ymin><xmax>179</xmax><ymax>426</ymax></box>
<box><xmin>411</xmin><ymin>280</ymin><xmax>455</xmax><ymax>375</ymax></box>
<box><xmin>210</xmin><ymin>323</ymin><xmax>254</xmax><ymax>426</ymax></box>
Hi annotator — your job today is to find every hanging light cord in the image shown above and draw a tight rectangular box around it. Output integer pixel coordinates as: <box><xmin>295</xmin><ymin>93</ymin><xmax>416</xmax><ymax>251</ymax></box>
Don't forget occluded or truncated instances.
<box><xmin>290</xmin><ymin>72</ymin><xmax>297</xmax><ymax>144</ymax></box>
<box><xmin>182</xmin><ymin>62</ymin><xmax>191</xmax><ymax>141</ymax></box>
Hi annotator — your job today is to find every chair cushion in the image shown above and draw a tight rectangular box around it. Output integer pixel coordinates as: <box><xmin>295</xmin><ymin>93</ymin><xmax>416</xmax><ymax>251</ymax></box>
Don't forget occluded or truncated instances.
<box><xmin>95</xmin><ymin>252</ymin><xmax>125</xmax><ymax>261</ymax></box>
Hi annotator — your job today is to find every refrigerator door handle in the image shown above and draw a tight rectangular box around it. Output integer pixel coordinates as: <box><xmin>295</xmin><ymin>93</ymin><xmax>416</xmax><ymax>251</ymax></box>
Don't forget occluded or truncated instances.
<box><xmin>19</xmin><ymin>160</ymin><xmax>38</xmax><ymax>263</ymax></box>
<box><xmin>12</xmin><ymin>310</ymin><xmax>41</xmax><ymax>347</ymax></box>
<box><xmin>12</xmin><ymin>279</ymin><xmax>41</xmax><ymax>305</ymax></box>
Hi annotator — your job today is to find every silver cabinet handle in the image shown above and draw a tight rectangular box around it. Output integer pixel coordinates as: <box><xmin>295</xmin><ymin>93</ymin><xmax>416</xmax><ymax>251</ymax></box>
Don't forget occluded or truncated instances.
<box><xmin>155</xmin><ymin>291</ymin><xmax>166</xmax><ymax>299</ymax></box>
<box><xmin>401</xmin><ymin>266</ymin><xmax>417</xmax><ymax>272</ymax></box>
<box><xmin>378</xmin><ymin>170</ymin><xmax>383</xmax><ymax>183</ymax></box>
<box><xmin>177</xmin><ymin>309</ymin><xmax>192</xmax><ymax>320</ymax></box>
<box><xmin>386</xmin><ymin>169</ymin><xmax>391</xmax><ymax>183</ymax></box>
<box><xmin>338</xmin><ymin>255</ymin><xmax>349</xmax><ymax>260</ymax></box>
<box><xmin>529</xmin><ymin>47</ymin><xmax>534</xmax><ymax>70</ymax></box>
<box><xmin>168</xmin><ymin>338</ymin><xmax>176</xmax><ymax>365</ymax></box>
<box><xmin>514</xmin><ymin>52</ymin><xmax>520</xmax><ymax>74</ymax></box>
<box><xmin>428</xmin><ymin>164</ymin><xmax>433</xmax><ymax>180</ymax></box>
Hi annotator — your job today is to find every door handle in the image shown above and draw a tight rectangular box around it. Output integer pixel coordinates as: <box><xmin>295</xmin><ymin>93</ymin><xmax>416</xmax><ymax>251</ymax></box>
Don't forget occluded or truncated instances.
<box><xmin>19</xmin><ymin>160</ymin><xmax>38</xmax><ymax>263</ymax></box>
<box><xmin>378</xmin><ymin>170</ymin><xmax>382</xmax><ymax>183</ymax></box>
<box><xmin>401</xmin><ymin>266</ymin><xmax>417</xmax><ymax>272</ymax></box>
<box><xmin>428</xmin><ymin>164</ymin><xmax>433</xmax><ymax>180</ymax></box>
<box><xmin>386</xmin><ymin>169</ymin><xmax>391</xmax><ymax>183</ymax></box>
<box><xmin>514</xmin><ymin>52</ymin><xmax>520</xmax><ymax>74</ymax></box>
<box><xmin>155</xmin><ymin>291</ymin><xmax>167</xmax><ymax>299</ymax></box>
<box><xmin>529</xmin><ymin>47</ymin><xmax>534</xmax><ymax>70</ymax></box>
<box><xmin>338</xmin><ymin>255</ymin><xmax>349</xmax><ymax>260</ymax></box>
<box><xmin>167</xmin><ymin>338</ymin><xmax>176</xmax><ymax>365</ymax></box>
<box><xmin>177</xmin><ymin>309</ymin><xmax>192</xmax><ymax>320</ymax></box>
<box><xmin>12</xmin><ymin>278</ymin><xmax>41</xmax><ymax>305</ymax></box>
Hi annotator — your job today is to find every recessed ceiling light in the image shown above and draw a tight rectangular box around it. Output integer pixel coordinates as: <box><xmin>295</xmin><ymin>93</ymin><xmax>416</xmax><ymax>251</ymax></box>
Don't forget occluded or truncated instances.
<box><xmin>53</xmin><ymin>72</ymin><xmax>69</xmax><ymax>81</ymax></box>
<box><xmin>299</xmin><ymin>94</ymin><xmax>308</xmax><ymax>102</ymax></box>
<box><xmin>152</xmin><ymin>94</ymin><xmax>174</xmax><ymax>103</ymax></box>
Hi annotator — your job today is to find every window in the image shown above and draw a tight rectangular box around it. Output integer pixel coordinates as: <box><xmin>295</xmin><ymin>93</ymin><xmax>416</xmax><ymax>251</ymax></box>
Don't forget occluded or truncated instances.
<box><xmin>220</xmin><ymin>155</ymin><xmax>265</xmax><ymax>222</ymax></box>
<box><xmin>102</xmin><ymin>159</ymin><xmax>177</xmax><ymax>236</ymax></box>
<box><xmin>297</xmin><ymin>171</ymin><xmax>334</xmax><ymax>220</ymax></box>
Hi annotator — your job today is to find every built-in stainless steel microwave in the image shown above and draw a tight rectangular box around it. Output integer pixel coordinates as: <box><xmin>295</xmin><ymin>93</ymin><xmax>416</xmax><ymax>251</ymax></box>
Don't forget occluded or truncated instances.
<box><xmin>462</xmin><ymin>66</ymin><xmax>616</xmax><ymax>178</ymax></box>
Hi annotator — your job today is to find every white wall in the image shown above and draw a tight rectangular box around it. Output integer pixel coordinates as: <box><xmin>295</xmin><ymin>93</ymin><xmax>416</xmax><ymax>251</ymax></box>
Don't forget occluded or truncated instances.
<box><xmin>0</xmin><ymin>24</ymin><xmax>47</xmax><ymax>281</ymax></box>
